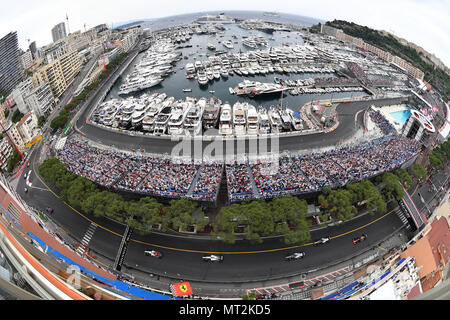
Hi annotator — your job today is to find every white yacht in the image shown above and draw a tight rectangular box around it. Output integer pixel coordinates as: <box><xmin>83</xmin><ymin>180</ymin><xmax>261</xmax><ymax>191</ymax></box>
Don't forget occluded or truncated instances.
<box><xmin>287</xmin><ymin>108</ymin><xmax>303</xmax><ymax>131</ymax></box>
<box><xmin>222</xmin><ymin>40</ymin><xmax>234</xmax><ymax>49</ymax></box>
<box><xmin>258</xmin><ymin>106</ymin><xmax>271</xmax><ymax>134</ymax></box>
<box><xmin>167</xmin><ymin>101</ymin><xmax>189</xmax><ymax>135</ymax></box>
<box><xmin>142</xmin><ymin>96</ymin><xmax>172</xmax><ymax>132</ymax></box>
<box><xmin>233</xmin><ymin>102</ymin><xmax>247</xmax><ymax>135</ymax></box>
<box><xmin>219</xmin><ymin>103</ymin><xmax>233</xmax><ymax>135</ymax></box>
<box><xmin>184</xmin><ymin>98</ymin><xmax>205</xmax><ymax>136</ymax></box>
<box><xmin>153</xmin><ymin>104</ymin><xmax>173</xmax><ymax>135</ymax></box>
<box><xmin>246</xmin><ymin>104</ymin><xmax>259</xmax><ymax>135</ymax></box>
<box><xmin>268</xmin><ymin>106</ymin><xmax>282</xmax><ymax>133</ymax></box>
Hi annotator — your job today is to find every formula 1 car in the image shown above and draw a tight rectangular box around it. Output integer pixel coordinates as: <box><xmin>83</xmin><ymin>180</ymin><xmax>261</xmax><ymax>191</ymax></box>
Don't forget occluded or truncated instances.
<box><xmin>202</xmin><ymin>255</ymin><xmax>224</xmax><ymax>262</ymax></box>
<box><xmin>285</xmin><ymin>252</ymin><xmax>306</xmax><ymax>261</ymax></box>
<box><xmin>144</xmin><ymin>250</ymin><xmax>163</xmax><ymax>258</ymax></box>
<box><xmin>352</xmin><ymin>234</ymin><xmax>367</xmax><ymax>245</ymax></box>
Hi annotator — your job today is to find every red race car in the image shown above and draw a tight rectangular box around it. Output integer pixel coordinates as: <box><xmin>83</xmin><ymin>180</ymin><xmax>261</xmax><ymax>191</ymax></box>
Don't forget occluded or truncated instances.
<box><xmin>144</xmin><ymin>250</ymin><xmax>163</xmax><ymax>258</ymax></box>
<box><xmin>352</xmin><ymin>234</ymin><xmax>367</xmax><ymax>245</ymax></box>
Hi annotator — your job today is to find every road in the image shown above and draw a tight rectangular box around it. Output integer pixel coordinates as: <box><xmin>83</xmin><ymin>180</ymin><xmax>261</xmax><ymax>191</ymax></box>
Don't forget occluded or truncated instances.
<box><xmin>18</xmin><ymin>146</ymin><xmax>441</xmax><ymax>285</ymax></box>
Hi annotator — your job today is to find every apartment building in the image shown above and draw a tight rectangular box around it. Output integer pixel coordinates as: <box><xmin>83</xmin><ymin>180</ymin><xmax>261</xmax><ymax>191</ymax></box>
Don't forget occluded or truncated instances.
<box><xmin>0</xmin><ymin>137</ymin><xmax>13</xmax><ymax>171</ymax></box>
<box><xmin>15</xmin><ymin>113</ymin><xmax>38</xmax><ymax>144</ymax></box>
<box><xmin>51</xmin><ymin>22</ymin><xmax>67</xmax><ymax>43</ymax></box>
<box><xmin>33</xmin><ymin>49</ymin><xmax>81</xmax><ymax>99</ymax></box>
<box><xmin>321</xmin><ymin>25</ymin><xmax>425</xmax><ymax>81</ymax></box>
<box><xmin>11</xmin><ymin>78</ymin><xmax>55</xmax><ymax>118</ymax></box>
<box><xmin>0</xmin><ymin>31</ymin><xmax>25</xmax><ymax>95</ymax></box>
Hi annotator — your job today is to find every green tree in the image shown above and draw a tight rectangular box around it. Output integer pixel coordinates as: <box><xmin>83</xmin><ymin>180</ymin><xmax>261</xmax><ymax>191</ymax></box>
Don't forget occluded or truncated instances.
<box><xmin>38</xmin><ymin>116</ymin><xmax>46</xmax><ymax>127</ymax></box>
<box><xmin>380</xmin><ymin>172</ymin><xmax>404</xmax><ymax>201</ymax></box>
<box><xmin>394</xmin><ymin>168</ymin><xmax>413</xmax><ymax>190</ymax></box>
<box><xmin>11</xmin><ymin>110</ymin><xmax>24</xmax><ymax>123</ymax></box>
<box><xmin>408</xmin><ymin>164</ymin><xmax>427</xmax><ymax>183</ymax></box>
<box><xmin>7</xmin><ymin>149</ymin><xmax>22</xmax><ymax>172</ymax></box>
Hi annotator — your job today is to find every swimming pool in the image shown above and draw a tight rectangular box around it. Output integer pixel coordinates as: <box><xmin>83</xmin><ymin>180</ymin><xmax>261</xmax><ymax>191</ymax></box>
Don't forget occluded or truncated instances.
<box><xmin>390</xmin><ymin>109</ymin><xmax>411</xmax><ymax>126</ymax></box>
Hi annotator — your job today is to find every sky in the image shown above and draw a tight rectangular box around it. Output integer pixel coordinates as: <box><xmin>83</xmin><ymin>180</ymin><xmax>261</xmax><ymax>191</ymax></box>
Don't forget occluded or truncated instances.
<box><xmin>1</xmin><ymin>0</ymin><xmax>449</xmax><ymax>68</ymax></box>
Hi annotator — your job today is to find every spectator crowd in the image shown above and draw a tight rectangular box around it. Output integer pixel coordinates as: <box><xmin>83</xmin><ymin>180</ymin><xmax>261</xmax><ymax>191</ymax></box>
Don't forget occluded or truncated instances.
<box><xmin>56</xmin><ymin>135</ymin><xmax>421</xmax><ymax>203</ymax></box>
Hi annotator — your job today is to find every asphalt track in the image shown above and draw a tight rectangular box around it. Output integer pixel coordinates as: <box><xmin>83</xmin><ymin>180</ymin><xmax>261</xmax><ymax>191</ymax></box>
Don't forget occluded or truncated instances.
<box><xmin>19</xmin><ymin>149</ymin><xmax>413</xmax><ymax>283</ymax></box>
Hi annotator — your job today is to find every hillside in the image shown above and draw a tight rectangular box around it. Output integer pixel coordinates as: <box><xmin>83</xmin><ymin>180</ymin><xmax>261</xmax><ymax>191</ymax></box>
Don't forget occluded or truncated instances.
<box><xmin>323</xmin><ymin>20</ymin><xmax>450</xmax><ymax>101</ymax></box>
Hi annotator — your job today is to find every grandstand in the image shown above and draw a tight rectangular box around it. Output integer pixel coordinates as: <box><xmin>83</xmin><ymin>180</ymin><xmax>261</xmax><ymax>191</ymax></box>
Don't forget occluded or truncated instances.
<box><xmin>55</xmin><ymin>133</ymin><xmax>421</xmax><ymax>204</ymax></box>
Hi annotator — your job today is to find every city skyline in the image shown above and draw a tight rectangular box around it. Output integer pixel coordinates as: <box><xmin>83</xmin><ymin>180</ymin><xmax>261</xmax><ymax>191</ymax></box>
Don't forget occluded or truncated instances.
<box><xmin>0</xmin><ymin>0</ymin><xmax>449</xmax><ymax>69</ymax></box>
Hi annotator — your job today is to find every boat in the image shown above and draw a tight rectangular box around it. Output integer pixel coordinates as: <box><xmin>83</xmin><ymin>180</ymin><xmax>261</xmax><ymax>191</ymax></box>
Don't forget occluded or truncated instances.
<box><xmin>222</xmin><ymin>40</ymin><xmax>234</xmax><ymax>49</ymax></box>
<box><xmin>203</xmin><ymin>97</ymin><xmax>221</xmax><ymax>129</ymax></box>
<box><xmin>287</xmin><ymin>108</ymin><xmax>303</xmax><ymax>131</ymax></box>
<box><xmin>258</xmin><ymin>106</ymin><xmax>271</xmax><ymax>134</ymax></box>
<box><xmin>279</xmin><ymin>107</ymin><xmax>293</xmax><ymax>132</ymax></box>
<box><xmin>207</xmin><ymin>43</ymin><xmax>216</xmax><ymax>51</ymax></box>
<box><xmin>183</xmin><ymin>88</ymin><xmax>192</xmax><ymax>92</ymax></box>
<box><xmin>153</xmin><ymin>105</ymin><xmax>173</xmax><ymax>135</ymax></box>
<box><xmin>246</xmin><ymin>103</ymin><xmax>259</xmax><ymax>135</ymax></box>
<box><xmin>168</xmin><ymin>101</ymin><xmax>189</xmax><ymax>136</ymax></box>
<box><xmin>268</xmin><ymin>106</ymin><xmax>282</xmax><ymax>133</ymax></box>
<box><xmin>198</xmin><ymin>76</ymin><xmax>209</xmax><ymax>86</ymax></box>
<box><xmin>233</xmin><ymin>102</ymin><xmax>247</xmax><ymax>135</ymax></box>
<box><xmin>219</xmin><ymin>103</ymin><xmax>233</xmax><ymax>135</ymax></box>
<box><xmin>184</xmin><ymin>98</ymin><xmax>205</xmax><ymax>136</ymax></box>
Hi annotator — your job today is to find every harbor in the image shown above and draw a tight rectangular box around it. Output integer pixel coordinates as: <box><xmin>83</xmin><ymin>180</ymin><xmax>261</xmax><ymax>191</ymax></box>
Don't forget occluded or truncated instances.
<box><xmin>95</xmin><ymin>14</ymin><xmax>412</xmax><ymax>139</ymax></box>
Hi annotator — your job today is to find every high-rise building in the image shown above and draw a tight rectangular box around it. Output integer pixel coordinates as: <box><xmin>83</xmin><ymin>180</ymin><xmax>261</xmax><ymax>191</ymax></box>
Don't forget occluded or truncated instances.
<box><xmin>0</xmin><ymin>32</ymin><xmax>25</xmax><ymax>95</ymax></box>
<box><xmin>29</xmin><ymin>41</ymin><xmax>37</xmax><ymax>59</ymax></box>
<box><xmin>51</xmin><ymin>22</ymin><xmax>67</xmax><ymax>43</ymax></box>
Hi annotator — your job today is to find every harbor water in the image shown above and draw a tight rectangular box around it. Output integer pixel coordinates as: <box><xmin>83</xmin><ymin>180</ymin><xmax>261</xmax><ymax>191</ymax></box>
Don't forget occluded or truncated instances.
<box><xmin>104</xmin><ymin>23</ymin><xmax>368</xmax><ymax>112</ymax></box>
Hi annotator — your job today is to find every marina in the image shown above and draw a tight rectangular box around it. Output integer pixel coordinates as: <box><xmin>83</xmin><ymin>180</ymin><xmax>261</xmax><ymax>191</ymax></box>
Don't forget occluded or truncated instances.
<box><xmin>97</xmin><ymin>16</ymin><xmax>412</xmax><ymax>139</ymax></box>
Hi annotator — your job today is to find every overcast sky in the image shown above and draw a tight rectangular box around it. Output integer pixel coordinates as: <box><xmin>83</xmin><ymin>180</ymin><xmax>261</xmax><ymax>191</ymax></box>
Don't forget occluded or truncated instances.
<box><xmin>1</xmin><ymin>0</ymin><xmax>449</xmax><ymax>68</ymax></box>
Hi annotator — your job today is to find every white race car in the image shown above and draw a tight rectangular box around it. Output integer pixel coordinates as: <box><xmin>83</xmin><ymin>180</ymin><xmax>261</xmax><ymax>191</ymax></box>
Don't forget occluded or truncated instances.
<box><xmin>144</xmin><ymin>250</ymin><xmax>163</xmax><ymax>258</ymax></box>
<box><xmin>313</xmin><ymin>237</ymin><xmax>331</xmax><ymax>246</ymax></box>
<box><xmin>202</xmin><ymin>255</ymin><xmax>224</xmax><ymax>262</ymax></box>
<box><xmin>285</xmin><ymin>252</ymin><xmax>306</xmax><ymax>261</ymax></box>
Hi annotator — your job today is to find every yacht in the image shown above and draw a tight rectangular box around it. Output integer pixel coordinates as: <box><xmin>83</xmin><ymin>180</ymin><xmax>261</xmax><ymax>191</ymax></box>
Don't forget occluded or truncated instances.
<box><xmin>153</xmin><ymin>104</ymin><xmax>173</xmax><ymax>135</ymax></box>
<box><xmin>203</xmin><ymin>97</ymin><xmax>221</xmax><ymax>129</ymax></box>
<box><xmin>184</xmin><ymin>98</ymin><xmax>205</xmax><ymax>136</ymax></box>
<box><xmin>197</xmin><ymin>69</ymin><xmax>209</xmax><ymax>86</ymax></box>
<box><xmin>207</xmin><ymin>43</ymin><xmax>216</xmax><ymax>51</ymax></box>
<box><xmin>233</xmin><ymin>102</ymin><xmax>247</xmax><ymax>135</ymax></box>
<box><xmin>131</xmin><ymin>101</ymin><xmax>150</xmax><ymax>128</ymax></box>
<box><xmin>118</xmin><ymin>100</ymin><xmax>135</xmax><ymax>128</ymax></box>
<box><xmin>268</xmin><ymin>106</ymin><xmax>282</xmax><ymax>133</ymax></box>
<box><xmin>219</xmin><ymin>103</ymin><xmax>233</xmax><ymax>135</ymax></box>
<box><xmin>246</xmin><ymin>104</ymin><xmax>259</xmax><ymax>135</ymax></box>
<box><xmin>258</xmin><ymin>106</ymin><xmax>271</xmax><ymax>134</ymax></box>
<box><xmin>168</xmin><ymin>101</ymin><xmax>189</xmax><ymax>136</ymax></box>
<box><xmin>279</xmin><ymin>107</ymin><xmax>293</xmax><ymax>132</ymax></box>
<box><xmin>287</xmin><ymin>108</ymin><xmax>303</xmax><ymax>131</ymax></box>
<box><xmin>222</xmin><ymin>40</ymin><xmax>234</xmax><ymax>49</ymax></box>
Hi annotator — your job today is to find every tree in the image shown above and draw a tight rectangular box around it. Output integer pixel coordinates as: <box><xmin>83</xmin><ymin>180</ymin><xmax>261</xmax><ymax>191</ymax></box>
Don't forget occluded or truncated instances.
<box><xmin>4</xmin><ymin>109</ymin><xmax>9</xmax><ymax>118</ymax></box>
<box><xmin>50</xmin><ymin>114</ymin><xmax>68</xmax><ymax>130</ymax></box>
<box><xmin>11</xmin><ymin>110</ymin><xmax>24</xmax><ymax>123</ymax></box>
<box><xmin>394</xmin><ymin>168</ymin><xmax>413</xmax><ymax>190</ymax></box>
<box><xmin>7</xmin><ymin>149</ymin><xmax>22</xmax><ymax>172</ymax></box>
<box><xmin>381</xmin><ymin>172</ymin><xmax>404</xmax><ymax>201</ymax></box>
<box><xmin>164</xmin><ymin>199</ymin><xmax>200</xmax><ymax>232</ymax></box>
<box><xmin>408</xmin><ymin>164</ymin><xmax>427</xmax><ymax>183</ymax></box>
<box><xmin>38</xmin><ymin>116</ymin><xmax>45</xmax><ymax>127</ymax></box>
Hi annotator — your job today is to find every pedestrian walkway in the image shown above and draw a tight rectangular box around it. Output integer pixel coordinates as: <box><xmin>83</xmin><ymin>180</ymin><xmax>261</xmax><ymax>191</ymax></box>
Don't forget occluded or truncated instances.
<box><xmin>186</xmin><ymin>168</ymin><xmax>202</xmax><ymax>196</ymax></box>
<box><xmin>395</xmin><ymin>207</ymin><xmax>412</xmax><ymax>231</ymax></box>
<box><xmin>77</xmin><ymin>223</ymin><xmax>97</xmax><ymax>255</ymax></box>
